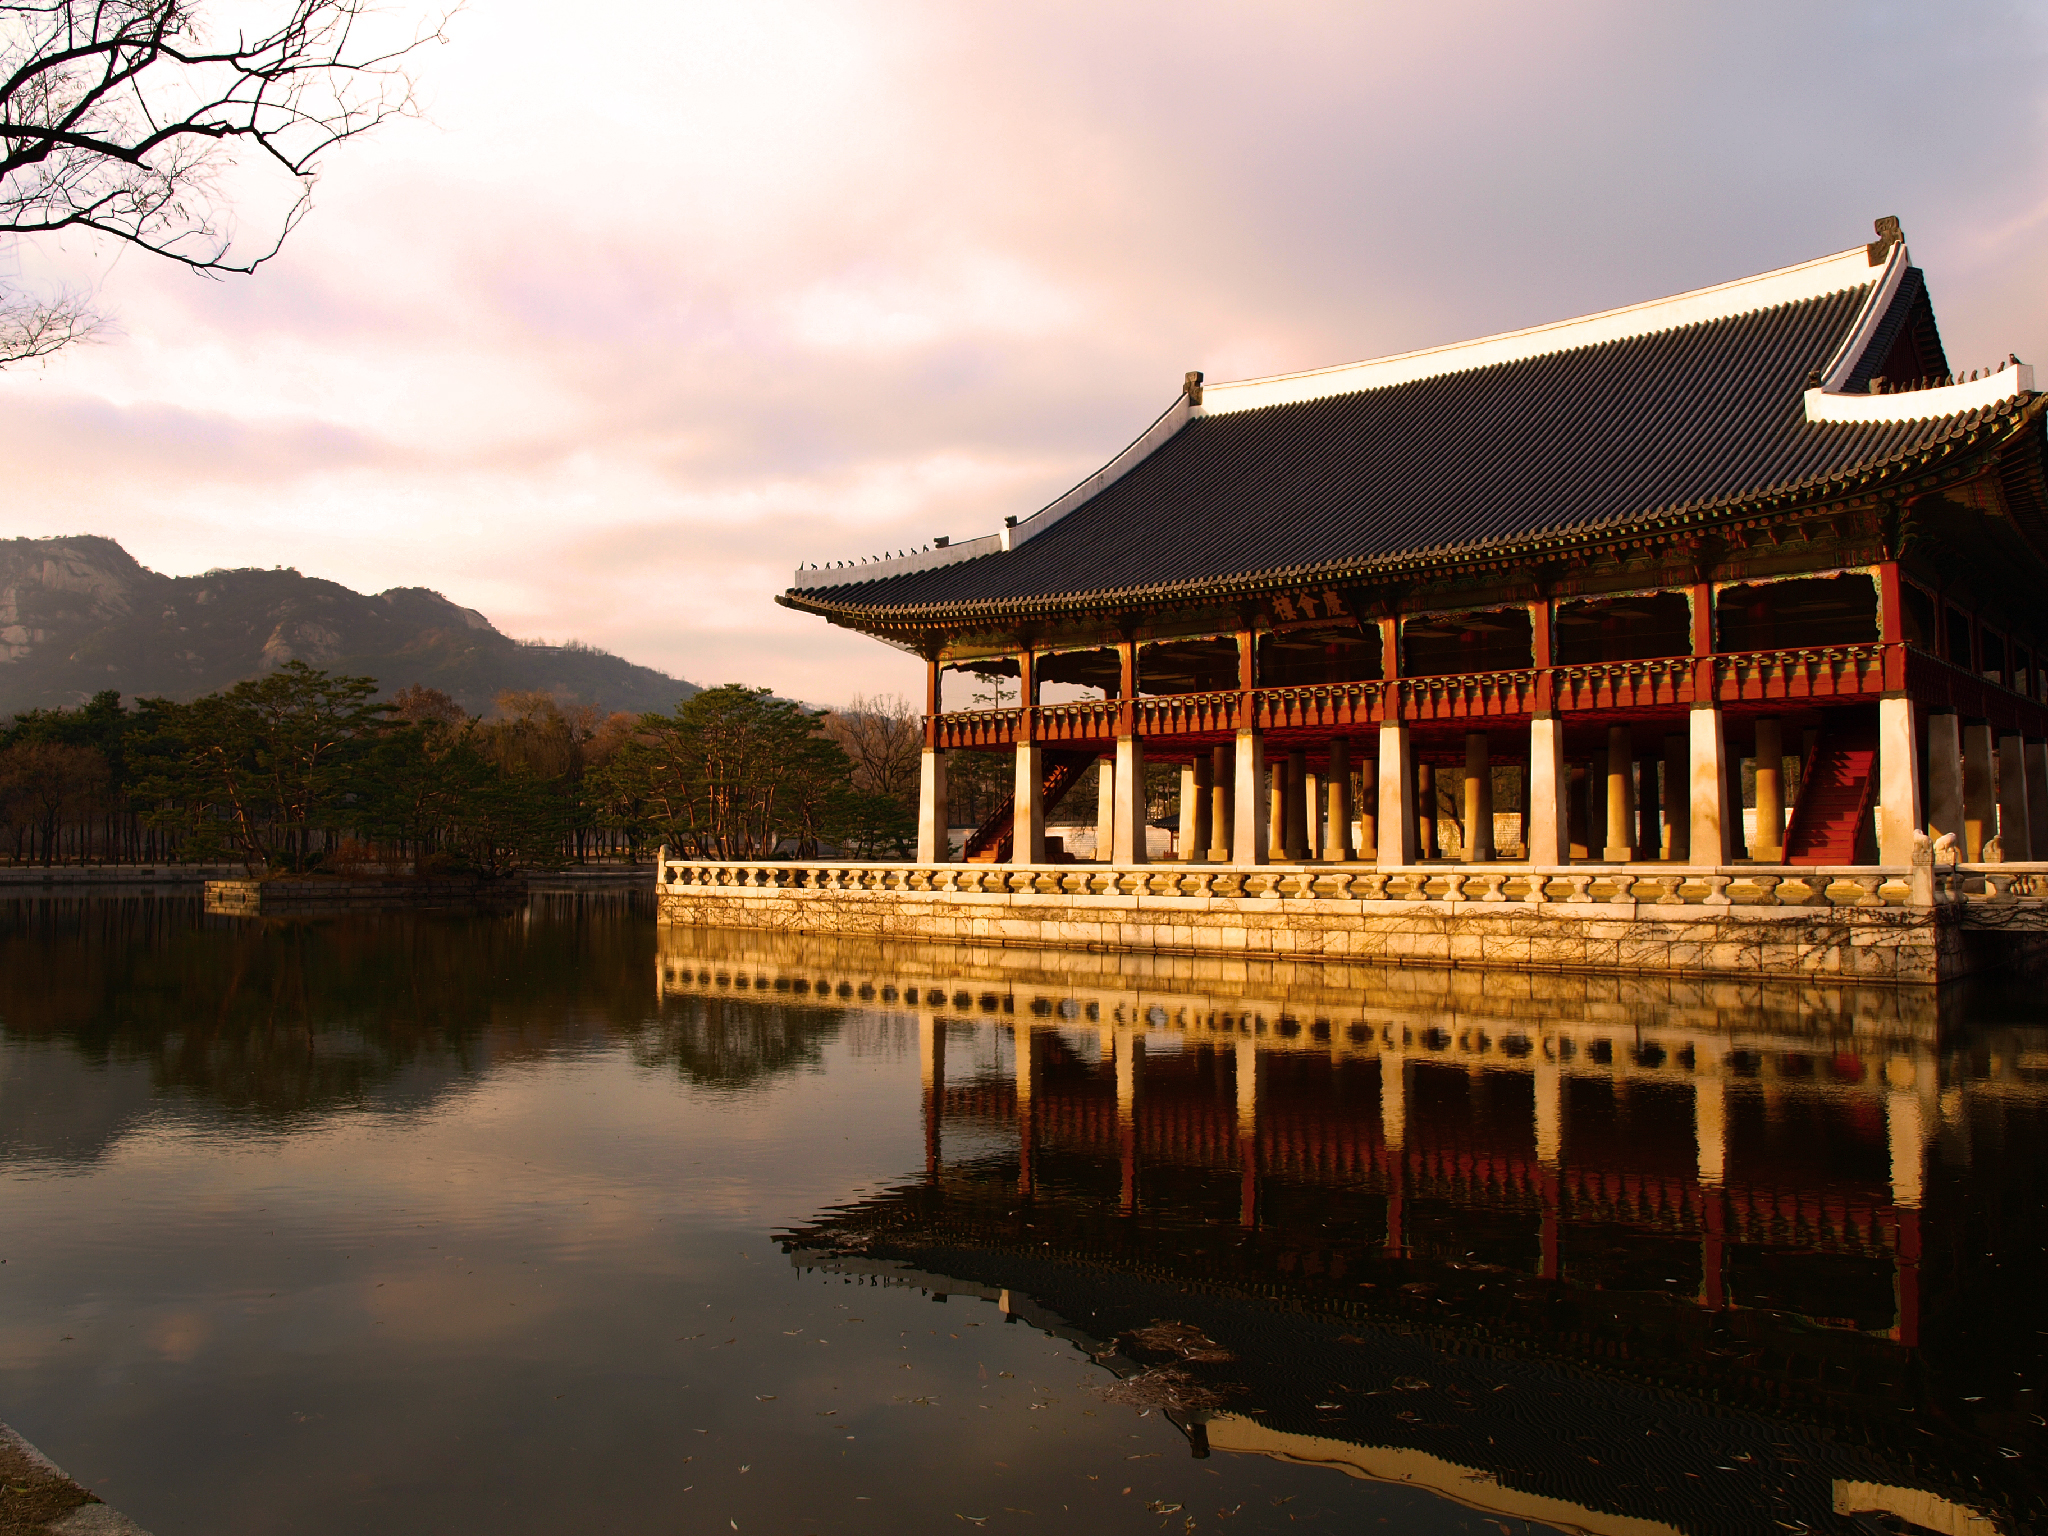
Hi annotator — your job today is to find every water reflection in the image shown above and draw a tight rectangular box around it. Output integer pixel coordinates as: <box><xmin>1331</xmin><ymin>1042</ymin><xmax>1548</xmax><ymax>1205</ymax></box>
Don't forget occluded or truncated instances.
<box><xmin>0</xmin><ymin>897</ymin><xmax>2041</xmax><ymax>1535</ymax></box>
<box><xmin>660</xmin><ymin>929</ymin><xmax>2045</xmax><ymax>1536</ymax></box>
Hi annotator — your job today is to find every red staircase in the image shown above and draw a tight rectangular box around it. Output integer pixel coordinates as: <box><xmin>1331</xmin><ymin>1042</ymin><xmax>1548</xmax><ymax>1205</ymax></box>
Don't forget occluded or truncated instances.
<box><xmin>1783</xmin><ymin>727</ymin><xmax>1878</xmax><ymax>865</ymax></box>
<box><xmin>962</xmin><ymin>751</ymin><xmax>1096</xmax><ymax>862</ymax></box>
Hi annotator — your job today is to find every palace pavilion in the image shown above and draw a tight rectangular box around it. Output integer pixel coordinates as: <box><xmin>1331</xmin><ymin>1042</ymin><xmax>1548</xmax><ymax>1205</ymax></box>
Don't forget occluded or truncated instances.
<box><xmin>781</xmin><ymin>219</ymin><xmax>2048</xmax><ymax>872</ymax></box>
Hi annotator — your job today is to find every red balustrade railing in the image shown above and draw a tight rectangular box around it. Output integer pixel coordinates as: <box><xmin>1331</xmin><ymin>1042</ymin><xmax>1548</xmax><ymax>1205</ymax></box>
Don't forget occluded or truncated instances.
<box><xmin>924</xmin><ymin>642</ymin><xmax>2019</xmax><ymax>750</ymax></box>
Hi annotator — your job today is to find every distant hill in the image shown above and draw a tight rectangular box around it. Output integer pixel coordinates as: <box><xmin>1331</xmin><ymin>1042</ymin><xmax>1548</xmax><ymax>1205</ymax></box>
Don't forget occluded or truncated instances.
<box><xmin>0</xmin><ymin>536</ymin><xmax>702</xmax><ymax>718</ymax></box>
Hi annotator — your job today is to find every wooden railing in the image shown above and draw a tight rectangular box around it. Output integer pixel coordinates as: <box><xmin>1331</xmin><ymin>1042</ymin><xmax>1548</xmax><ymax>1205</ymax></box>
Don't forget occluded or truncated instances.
<box><xmin>928</xmin><ymin>644</ymin><xmax>1936</xmax><ymax>749</ymax></box>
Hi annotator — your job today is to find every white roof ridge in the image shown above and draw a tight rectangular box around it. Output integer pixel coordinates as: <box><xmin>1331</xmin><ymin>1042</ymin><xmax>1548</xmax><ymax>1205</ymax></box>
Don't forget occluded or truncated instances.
<box><xmin>1201</xmin><ymin>244</ymin><xmax>1883</xmax><ymax>417</ymax></box>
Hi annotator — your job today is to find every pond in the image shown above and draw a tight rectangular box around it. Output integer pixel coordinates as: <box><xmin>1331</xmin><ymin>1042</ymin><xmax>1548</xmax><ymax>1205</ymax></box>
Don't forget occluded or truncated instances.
<box><xmin>0</xmin><ymin>893</ymin><xmax>2043</xmax><ymax>1535</ymax></box>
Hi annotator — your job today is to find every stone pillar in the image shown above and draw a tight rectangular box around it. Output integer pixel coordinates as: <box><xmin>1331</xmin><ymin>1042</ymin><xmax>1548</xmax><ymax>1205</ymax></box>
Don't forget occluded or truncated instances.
<box><xmin>1268</xmin><ymin>757</ymin><xmax>1288</xmax><ymax>860</ymax></box>
<box><xmin>917</xmin><ymin>748</ymin><xmax>949</xmax><ymax>863</ymax></box>
<box><xmin>1304</xmin><ymin>768</ymin><xmax>1322</xmax><ymax>860</ymax></box>
<box><xmin>1962</xmin><ymin>721</ymin><xmax>1996</xmax><ymax>861</ymax></box>
<box><xmin>1011</xmin><ymin>741</ymin><xmax>1044</xmax><ymax>865</ymax></box>
<box><xmin>1095</xmin><ymin>753</ymin><xmax>1116</xmax><ymax>864</ymax></box>
<box><xmin>1463</xmin><ymin>732</ymin><xmax>1494</xmax><ymax>861</ymax></box>
<box><xmin>1603</xmin><ymin>726</ymin><xmax>1634</xmax><ymax>862</ymax></box>
<box><xmin>1377</xmin><ymin>724</ymin><xmax>1416</xmax><ymax>866</ymax></box>
<box><xmin>1326</xmin><ymin>738</ymin><xmax>1354</xmax><ymax>862</ymax></box>
<box><xmin>1233</xmin><ymin>730</ymin><xmax>1267</xmax><ymax>866</ymax></box>
<box><xmin>1284</xmin><ymin>749</ymin><xmax>1310</xmax><ymax>861</ymax></box>
<box><xmin>1112</xmin><ymin>734</ymin><xmax>1149</xmax><ymax>865</ymax></box>
<box><xmin>1208</xmin><ymin>745</ymin><xmax>1233</xmax><ymax>861</ymax></box>
<box><xmin>1178</xmin><ymin>761</ymin><xmax>1201</xmax><ymax>862</ymax></box>
<box><xmin>1689</xmin><ymin>707</ymin><xmax>1730</xmax><ymax>865</ymax></box>
<box><xmin>1417</xmin><ymin>761</ymin><xmax>1436</xmax><ymax>859</ymax></box>
<box><xmin>2029</xmin><ymin>742</ymin><xmax>2048</xmax><ymax>860</ymax></box>
<box><xmin>1526</xmin><ymin>716</ymin><xmax>1567</xmax><ymax>864</ymax></box>
<box><xmin>1925</xmin><ymin>712</ymin><xmax>1963</xmax><ymax>844</ymax></box>
<box><xmin>1638</xmin><ymin>755</ymin><xmax>1662</xmax><ymax>858</ymax></box>
<box><xmin>1997</xmin><ymin>733</ymin><xmax>2030</xmax><ymax>861</ymax></box>
<box><xmin>1356</xmin><ymin>755</ymin><xmax>1377</xmax><ymax>862</ymax></box>
<box><xmin>1878</xmin><ymin>697</ymin><xmax>1921</xmax><ymax>867</ymax></box>
<box><xmin>1752</xmin><ymin>717</ymin><xmax>1785</xmax><ymax>862</ymax></box>
<box><xmin>1663</xmin><ymin>734</ymin><xmax>1689</xmax><ymax>861</ymax></box>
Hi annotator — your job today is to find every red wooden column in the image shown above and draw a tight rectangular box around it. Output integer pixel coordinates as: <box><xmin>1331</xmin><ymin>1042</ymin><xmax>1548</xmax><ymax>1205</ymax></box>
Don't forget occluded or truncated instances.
<box><xmin>918</xmin><ymin>656</ymin><xmax>949</xmax><ymax>862</ymax></box>
<box><xmin>1011</xmin><ymin>645</ymin><xmax>1044</xmax><ymax>865</ymax></box>
<box><xmin>1110</xmin><ymin>637</ymin><xmax>1147</xmax><ymax>864</ymax></box>
<box><xmin>1876</xmin><ymin>560</ymin><xmax>1907</xmax><ymax>690</ymax></box>
<box><xmin>924</xmin><ymin>657</ymin><xmax>943</xmax><ymax>747</ymax></box>
<box><xmin>1527</xmin><ymin>598</ymin><xmax>1566</xmax><ymax>863</ymax></box>
<box><xmin>1687</xmin><ymin>580</ymin><xmax>1732</xmax><ymax>864</ymax></box>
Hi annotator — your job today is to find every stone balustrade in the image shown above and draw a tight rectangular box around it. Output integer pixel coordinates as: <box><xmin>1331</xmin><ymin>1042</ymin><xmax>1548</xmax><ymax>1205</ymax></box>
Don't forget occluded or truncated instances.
<box><xmin>659</xmin><ymin>858</ymin><xmax>1966</xmax><ymax>908</ymax></box>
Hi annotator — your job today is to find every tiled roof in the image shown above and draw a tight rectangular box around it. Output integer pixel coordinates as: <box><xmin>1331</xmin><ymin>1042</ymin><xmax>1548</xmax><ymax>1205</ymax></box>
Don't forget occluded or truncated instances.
<box><xmin>787</xmin><ymin>251</ymin><xmax>2020</xmax><ymax>622</ymax></box>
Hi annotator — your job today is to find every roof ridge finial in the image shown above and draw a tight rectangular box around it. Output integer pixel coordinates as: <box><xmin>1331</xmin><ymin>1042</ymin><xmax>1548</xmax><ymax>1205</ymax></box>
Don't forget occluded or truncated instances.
<box><xmin>1867</xmin><ymin>215</ymin><xmax>1904</xmax><ymax>266</ymax></box>
<box><xmin>1184</xmin><ymin>370</ymin><xmax>1204</xmax><ymax>408</ymax></box>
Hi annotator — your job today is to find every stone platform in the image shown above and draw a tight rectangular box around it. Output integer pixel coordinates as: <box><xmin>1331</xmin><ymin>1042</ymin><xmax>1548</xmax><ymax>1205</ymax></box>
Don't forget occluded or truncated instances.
<box><xmin>656</xmin><ymin>858</ymin><xmax>2048</xmax><ymax>985</ymax></box>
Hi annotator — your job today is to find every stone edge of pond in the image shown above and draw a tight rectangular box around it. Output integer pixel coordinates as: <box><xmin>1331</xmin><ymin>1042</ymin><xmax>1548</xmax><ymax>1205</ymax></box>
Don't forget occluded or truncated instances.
<box><xmin>1</xmin><ymin>1423</ymin><xmax>152</xmax><ymax>1536</ymax></box>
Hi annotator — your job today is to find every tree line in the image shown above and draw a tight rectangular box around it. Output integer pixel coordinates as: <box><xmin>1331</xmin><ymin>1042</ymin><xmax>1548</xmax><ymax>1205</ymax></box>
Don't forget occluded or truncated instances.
<box><xmin>0</xmin><ymin>664</ymin><xmax>922</xmax><ymax>873</ymax></box>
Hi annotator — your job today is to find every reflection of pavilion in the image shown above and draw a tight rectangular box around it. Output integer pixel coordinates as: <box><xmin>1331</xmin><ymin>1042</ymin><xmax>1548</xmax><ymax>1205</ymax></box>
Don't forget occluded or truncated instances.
<box><xmin>655</xmin><ymin>931</ymin><xmax>2043</xmax><ymax>1535</ymax></box>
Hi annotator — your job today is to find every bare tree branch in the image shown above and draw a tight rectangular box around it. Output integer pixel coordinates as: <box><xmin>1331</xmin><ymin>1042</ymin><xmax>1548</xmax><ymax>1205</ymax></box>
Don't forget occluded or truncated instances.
<box><xmin>0</xmin><ymin>0</ymin><xmax>447</xmax><ymax>362</ymax></box>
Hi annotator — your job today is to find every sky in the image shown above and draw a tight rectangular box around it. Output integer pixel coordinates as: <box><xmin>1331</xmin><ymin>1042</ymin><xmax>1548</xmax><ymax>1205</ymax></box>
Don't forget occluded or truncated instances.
<box><xmin>4</xmin><ymin>0</ymin><xmax>2047</xmax><ymax>710</ymax></box>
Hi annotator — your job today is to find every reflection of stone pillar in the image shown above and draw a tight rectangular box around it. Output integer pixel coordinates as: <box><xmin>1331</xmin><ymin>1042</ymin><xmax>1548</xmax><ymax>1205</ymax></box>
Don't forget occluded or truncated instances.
<box><xmin>1096</xmin><ymin>753</ymin><xmax>1116</xmax><ymax>865</ymax></box>
<box><xmin>1997</xmin><ymin>734</ymin><xmax>2031</xmax><ymax>860</ymax></box>
<box><xmin>1236</xmin><ymin>1038</ymin><xmax>1260</xmax><ymax>1229</ymax></box>
<box><xmin>1663</xmin><ymin>734</ymin><xmax>1689</xmax><ymax>861</ymax></box>
<box><xmin>1377</xmin><ymin>724</ymin><xmax>1416</xmax><ymax>866</ymax></box>
<box><xmin>1382</xmin><ymin>1049</ymin><xmax>1408</xmax><ymax>1258</ymax></box>
<box><xmin>1962</xmin><ymin>721</ymin><xmax>1997</xmax><ymax>861</ymax></box>
<box><xmin>918</xmin><ymin>748</ymin><xmax>949</xmax><ymax>863</ymax></box>
<box><xmin>1326</xmin><ymin>739</ymin><xmax>1354</xmax><ymax>862</ymax></box>
<box><xmin>1888</xmin><ymin>1083</ymin><xmax>1925</xmax><ymax>1210</ymax></box>
<box><xmin>1534</xmin><ymin>1053</ymin><xmax>1562</xmax><ymax>1167</ymax></box>
<box><xmin>1464</xmin><ymin>733</ymin><xmax>1494</xmax><ymax>862</ymax></box>
<box><xmin>1700</xmin><ymin>1186</ymin><xmax>1727</xmax><ymax>1311</ymax></box>
<box><xmin>1234</xmin><ymin>730</ymin><xmax>1267</xmax><ymax>866</ymax></box>
<box><xmin>1014</xmin><ymin>1024</ymin><xmax>1036</xmax><ymax>1196</ymax></box>
<box><xmin>1113</xmin><ymin>735</ymin><xmax>1150</xmax><ymax>865</ymax></box>
<box><xmin>1527</xmin><ymin>717</ymin><xmax>1567</xmax><ymax>865</ymax></box>
<box><xmin>1207</xmin><ymin>745</ymin><xmax>1233</xmax><ymax>862</ymax></box>
<box><xmin>1695</xmin><ymin>1066</ymin><xmax>1726</xmax><ymax>1187</ymax></box>
<box><xmin>1689</xmin><ymin>707</ymin><xmax>1730</xmax><ymax>865</ymax></box>
<box><xmin>1878</xmin><ymin>697</ymin><xmax>1921</xmax><ymax>865</ymax></box>
<box><xmin>1604</xmin><ymin>727</ymin><xmax>1634</xmax><ymax>861</ymax></box>
<box><xmin>1752</xmin><ymin>718</ymin><xmax>1784</xmax><ymax>861</ymax></box>
<box><xmin>920</xmin><ymin>1016</ymin><xmax>946</xmax><ymax>1177</ymax></box>
<box><xmin>1925</xmin><ymin>713</ymin><xmax>1963</xmax><ymax>843</ymax></box>
<box><xmin>1012</xmin><ymin>741</ymin><xmax>1044</xmax><ymax>866</ymax></box>
<box><xmin>1117</xmin><ymin>1030</ymin><xmax>1143</xmax><ymax>1215</ymax></box>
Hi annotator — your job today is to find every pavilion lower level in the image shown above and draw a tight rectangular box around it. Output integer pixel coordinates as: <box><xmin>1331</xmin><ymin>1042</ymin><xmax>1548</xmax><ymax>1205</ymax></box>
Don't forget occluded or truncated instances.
<box><xmin>918</xmin><ymin>617</ymin><xmax>2048</xmax><ymax>872</ymax></box>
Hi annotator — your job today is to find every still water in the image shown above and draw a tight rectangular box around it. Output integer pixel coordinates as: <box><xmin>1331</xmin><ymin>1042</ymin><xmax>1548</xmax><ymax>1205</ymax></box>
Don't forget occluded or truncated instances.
<box><xmin>0</xmin><ymin>894</ymin><xmax>2042</xmax><ymax>1535</ymax></box>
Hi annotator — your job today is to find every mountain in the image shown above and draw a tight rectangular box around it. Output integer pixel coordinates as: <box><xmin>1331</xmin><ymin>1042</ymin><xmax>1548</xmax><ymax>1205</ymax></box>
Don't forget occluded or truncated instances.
<box><xmin>0</xmin><ymin>536</ymin><xmax>701</xmax><ymax>718</ymax></box>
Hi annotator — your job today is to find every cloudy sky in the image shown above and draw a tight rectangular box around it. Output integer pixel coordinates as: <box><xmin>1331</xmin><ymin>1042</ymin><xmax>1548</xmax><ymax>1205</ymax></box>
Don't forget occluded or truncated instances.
<box><xmin>5</xmin><ymin>0</ymin><xmax>2046</xmax><ymax>708</ymax></box>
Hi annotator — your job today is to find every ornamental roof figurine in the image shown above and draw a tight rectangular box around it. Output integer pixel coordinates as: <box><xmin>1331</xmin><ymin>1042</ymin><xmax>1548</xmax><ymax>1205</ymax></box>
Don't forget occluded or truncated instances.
<box><xmin>780</xmin><ymin>218</ymin><xmax>2039</xmax><ymax>630</ymax></box>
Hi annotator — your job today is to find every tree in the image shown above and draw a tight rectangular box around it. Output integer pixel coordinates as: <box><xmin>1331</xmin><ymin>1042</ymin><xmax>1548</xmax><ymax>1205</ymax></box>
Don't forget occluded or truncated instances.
<box><xmin>597</xmin><ymin>685</ymin><xmax>855</xmax><ymax>858</ymax></box>
<box><xmin>822</xmin><ymin>693</ymin><xmax>921</xmax><ymax>804</ymax></box>
<box><xmin>133</xmin><ymin>659</ymin><xmax>388</xmax><ymax>870</ymax></box>
<box><xmin>1</xmin><ymin>0</ymin><xmax>444</xmax><ymax>363</ymax></box>
<box><xmin>0</xmin><ymin>739</ymin><xmax>108</xmax><ymax>861</ymax></box>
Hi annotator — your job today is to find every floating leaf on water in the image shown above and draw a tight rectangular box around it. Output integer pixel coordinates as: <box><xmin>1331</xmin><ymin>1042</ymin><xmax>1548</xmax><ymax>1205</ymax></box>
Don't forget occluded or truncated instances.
<box><xmin>1146</xmin><ymin>1500</ymin><xmax>1184</xmax><ymax>1514</ymax></box>
<box><xmin>1392</xmin><ymin>1377</ymin><xmax>1431</xmax><ymax>1391</ymax></box>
